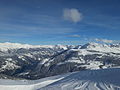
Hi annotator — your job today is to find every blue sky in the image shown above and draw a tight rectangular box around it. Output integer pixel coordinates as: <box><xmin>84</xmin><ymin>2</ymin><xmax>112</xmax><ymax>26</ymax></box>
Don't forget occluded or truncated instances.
<box><xmin>0</xmin><ymin>0</ymin><xmax>120</xmax><ymax>45</ymax></box>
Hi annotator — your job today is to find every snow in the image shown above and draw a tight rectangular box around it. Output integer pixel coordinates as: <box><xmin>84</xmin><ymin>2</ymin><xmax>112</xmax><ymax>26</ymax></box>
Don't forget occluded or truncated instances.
<box><xmin>41</xmin><ymin>68</ymin><xmax>120</xmax><ymax>90</ymax></box>
<box><xmin>0</xmin><ymin>42</ymin><xmax>33</xmax><ymax>51</ymax></box>
<box><xmin>0</xmin><ymin>42</ymin><xmax>68</xmax><ymax>51</ymax></box>
<box><xmin>67</xmin><ymin>59</ymin><xmax>85</xmax><ymax>63</ymax></box>
<box><xmin>24</xmin><ymin>53</ymin><xmax>34</xmax><ymax>58</ymax></box>
<box><xmin>38</xmin><ymin>58</ymin><xmax>41</xmax><ymax>60</ymax></box>
<box><xmin>0</xmin><ymin>61</ymin><xmax>20</xmax><ymax>71</ymax></box>
<box><xmin>6</xmin><ymin>58</ymin><xmax>12</xmax><ymax>61</ymax></box>
<box><xmin>81</xmin><ymin>61</ymin><xmax>103</xmax><ymax>70</ymax></box>
<box><xmin>0</xmin><ymin>76</ymin><xmax>65</xmax><ymax>90</ymax></box>
<box><xmin>0</xmin><ymin>42</ymin><xmax>120</xmax><ymax>90</ymax></box>
<box><xmin>0</xmin><ymin>68</ymin><xmax>120</xmax><ymax>90</ymax></box>
<box><xmin>57</xmin><ymin>58</ymin><xmax>85</xmax><ymax>65</ymax></box>
<box><xmin>41</xmin><ymin>59</ymin><xmax>49</xmax><ymax>64</ymax></box>
<box><xmin>82</xmin><ymin>42</ymin><xmax>120</xmax><ymax>53</ymax></box>
<box><xmin>0</xmin><ymin>42</ymin><xmax>120</xmax><ymax>55</ymax></box>
<box><xmin>18</xmin><ymin>56</ymin><xmax>26</xmax><ymax>61</ymax></box>
<box><xmin>70</xmin><ymin>49</ymin><xmax>103</xmax><ymax>56</ymax></box>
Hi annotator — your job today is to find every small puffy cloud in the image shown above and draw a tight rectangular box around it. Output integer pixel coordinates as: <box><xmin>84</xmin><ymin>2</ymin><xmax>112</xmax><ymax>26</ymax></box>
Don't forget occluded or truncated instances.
<box><xmin>95</xmin><ymin>38</ymin><xmax>113</xmax><ymax>43</ymax></box>
<box><xmin>63</xmin><ymin>8</ymin><xmax>83</xmax><ymax>23</ymax></box>
<box><xmin>70</xmin><ymin>34</ymin><xmax>81</xmax><ymax>37</ymax></box>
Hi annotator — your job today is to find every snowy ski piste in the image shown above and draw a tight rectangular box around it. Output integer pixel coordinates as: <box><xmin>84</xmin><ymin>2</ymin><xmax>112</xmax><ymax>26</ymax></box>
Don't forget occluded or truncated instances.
<box><xmin>0</xmin><ymin>68</ymin><xmax>120</xmax><ymax>90</ymax></box>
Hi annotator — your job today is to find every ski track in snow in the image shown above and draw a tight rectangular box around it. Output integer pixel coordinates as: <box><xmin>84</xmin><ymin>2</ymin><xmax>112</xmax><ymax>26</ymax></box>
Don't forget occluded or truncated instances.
<box><xmin>0</xmin><ymin>68</ymin><xmax>120</xmax><ymax>90</ymax></box>
<box><xmin>0</xmin><ymin>77</ymin><xmax>65</xmax><ymax>90</ymax></box>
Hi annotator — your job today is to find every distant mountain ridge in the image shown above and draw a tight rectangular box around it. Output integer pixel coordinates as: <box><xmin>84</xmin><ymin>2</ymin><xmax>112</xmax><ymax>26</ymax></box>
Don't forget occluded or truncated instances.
<box><xmin>0</xmin><ymin>42</ymin><xmax>71</xmax><ymax>51</ymax></box>
<box><xmin>0</xmin><ymin>42</ymin><xmax>120</xmax><ymax>79</ymax></box>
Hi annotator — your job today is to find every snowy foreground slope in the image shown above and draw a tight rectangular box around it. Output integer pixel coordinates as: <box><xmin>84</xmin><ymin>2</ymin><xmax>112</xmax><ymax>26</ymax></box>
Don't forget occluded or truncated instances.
<box><xmin>0</xmin><ymin>68</ymin><xmax>120</xmax><ymax>90</ymax></box>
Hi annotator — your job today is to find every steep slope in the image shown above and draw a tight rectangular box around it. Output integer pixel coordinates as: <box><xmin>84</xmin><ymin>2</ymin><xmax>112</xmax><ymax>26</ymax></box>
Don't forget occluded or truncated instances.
<box><xmin>0</xmin><ymin>68</ymin><xmax>120</xmax><ymax>90</ymax></box>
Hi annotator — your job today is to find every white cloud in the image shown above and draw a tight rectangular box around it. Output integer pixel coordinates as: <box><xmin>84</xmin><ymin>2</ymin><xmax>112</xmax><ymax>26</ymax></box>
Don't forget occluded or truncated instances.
<box><xmin>70</xmin><ymin>34</ymin><xmax>81</xmax><ymax>37</ymax></box>
<box><xmin>63</xmin><ymin>8</ymin><xmax>82</xmax><ymax>23</ymax></box>
<box><xmin>95</xmin><ymin>38</ymin><xmax>113</xmax><ymax>43</ymax></box>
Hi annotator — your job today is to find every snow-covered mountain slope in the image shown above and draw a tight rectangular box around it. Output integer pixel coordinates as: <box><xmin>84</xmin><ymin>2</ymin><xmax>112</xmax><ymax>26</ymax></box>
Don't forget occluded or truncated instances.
<box><xmin>0</xmin><ymin>68</ymin><xmax>120</xmax><ymax>90</ymax></box>
<box><xmin>81</xmin><ymin>42</ymin><xmax>120</xmax><ymax>53</ymax></box>
<box><xmin>0</xmin><ymin>42</ymin><xmax>120</xmax><ymax>80</ymax></box>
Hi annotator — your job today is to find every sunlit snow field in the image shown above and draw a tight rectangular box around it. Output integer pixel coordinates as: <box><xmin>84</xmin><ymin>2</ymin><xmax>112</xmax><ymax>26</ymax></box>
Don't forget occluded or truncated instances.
<box><xmin>0</xmin><ymin>68</ymin><xmax>120</xmax><ymax>90</ymax></box>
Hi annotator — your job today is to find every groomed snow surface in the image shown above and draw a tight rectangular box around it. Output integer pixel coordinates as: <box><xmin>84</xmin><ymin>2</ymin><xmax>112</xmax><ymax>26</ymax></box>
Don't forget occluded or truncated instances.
<box><xmin>0</xmin><ymin>68</ymin><xmax>120</xmax><ymax>90</ymax></box>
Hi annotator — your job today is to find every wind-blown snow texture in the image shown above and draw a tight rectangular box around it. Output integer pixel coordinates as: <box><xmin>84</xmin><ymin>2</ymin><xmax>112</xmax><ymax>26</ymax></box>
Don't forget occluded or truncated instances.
<box><xmin>0</xmin><ymin>68</ymin><xmax>120</xmax><ymax>90</ymax></box>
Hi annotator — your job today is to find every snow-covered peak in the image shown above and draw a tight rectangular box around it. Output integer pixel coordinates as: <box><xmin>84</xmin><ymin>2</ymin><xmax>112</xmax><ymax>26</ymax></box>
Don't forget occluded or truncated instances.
<box><xmin>80</xmin><ymin>42</ymin><xmax>120</xmax><ymax>53</ymax></box>
<box><xmin>81</xmin><ymin>42</ymin><xmax>107</xmax><ymax>49</ymax></box>
<box><xmin>0</xmin><ymin>42</ymin><xmax>120</xmax><ymax>53</ymax></box>
<box><xmin>0</xmin><ymin>42</ymin><xmax>33</xmax><ymax>51</ymax></box>
<box><xmin>0</xmin><ymin>42</ymin><xmax>53</xmax><ymax>51</ymax></box>
<box><xmin>0</xmin><ymin>42</ymin><xmax>69</xmax><ymax>51</ymax></box>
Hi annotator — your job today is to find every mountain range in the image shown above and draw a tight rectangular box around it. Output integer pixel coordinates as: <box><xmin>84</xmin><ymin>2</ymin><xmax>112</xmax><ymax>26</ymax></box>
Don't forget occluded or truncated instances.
<box><xmin>0</xmin><ymin>42</ymin><xmax>120</xmax><ymax>80</ymax></box>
